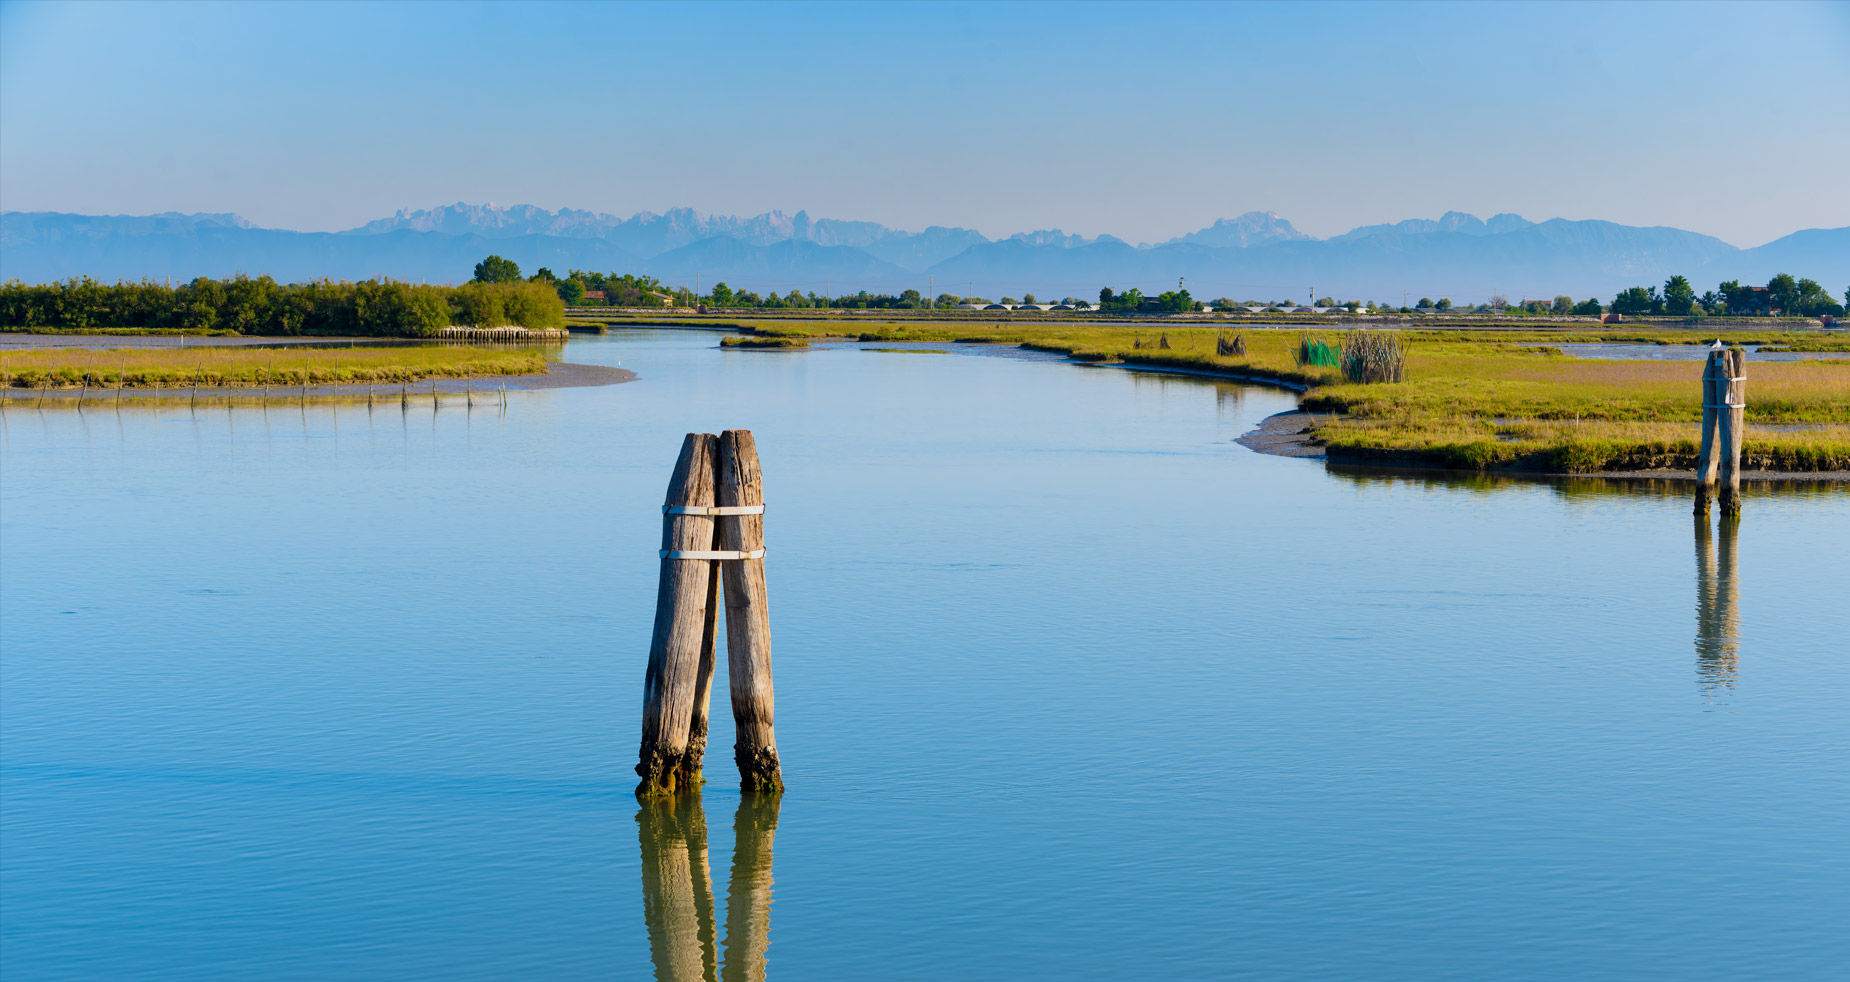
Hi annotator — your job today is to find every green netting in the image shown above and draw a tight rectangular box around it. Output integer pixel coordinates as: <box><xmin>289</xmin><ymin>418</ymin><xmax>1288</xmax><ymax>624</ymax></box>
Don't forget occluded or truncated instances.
<box><xmin>1301</xmin><ymin>339</ymin><xmax>1338</xmax><ymax>367</ymax></box>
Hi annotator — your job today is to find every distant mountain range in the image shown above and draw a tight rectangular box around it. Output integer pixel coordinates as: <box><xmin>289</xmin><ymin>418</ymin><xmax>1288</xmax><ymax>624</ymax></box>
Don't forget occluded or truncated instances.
<box><xmin>3</xmin><ymin>204</ymin><xmax>1844</xmax><ymax>303</ymax></box>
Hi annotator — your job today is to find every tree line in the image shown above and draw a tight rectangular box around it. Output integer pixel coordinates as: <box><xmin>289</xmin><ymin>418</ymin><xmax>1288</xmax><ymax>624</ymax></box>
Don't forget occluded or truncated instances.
<box><xmin>0</xmin><ymin>275</ymin><xmax>565</xmax><ymax>335</ymax></box>
<box><xmin>1608</xmin><ymin>274</ymin><xmax>1845</xmax><ymax>318</ymax></box>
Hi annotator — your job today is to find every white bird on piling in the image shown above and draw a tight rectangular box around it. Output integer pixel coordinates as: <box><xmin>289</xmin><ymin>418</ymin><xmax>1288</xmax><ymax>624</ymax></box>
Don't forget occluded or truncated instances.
<box><xmin>1710</xmin><ymin>339</ymin><xmax>1725</xmax><ymax>350</ymax></box>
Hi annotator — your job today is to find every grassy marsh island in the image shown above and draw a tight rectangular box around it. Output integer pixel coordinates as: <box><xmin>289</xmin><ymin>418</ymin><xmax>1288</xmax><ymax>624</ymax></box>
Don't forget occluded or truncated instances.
<box><xmin>0</xmin><ymin>345</ymin><xmax>548</xmax><ymax>391</ymax></box>
<box><xmin>718</xmin><ymin>335</ymin><xmax>810</xmax><ymax>349</ymax></box>
<box><xmin>603</xmin><ymin>315</ymin><xmax>1850</xmax><ymax>473</ymax></box>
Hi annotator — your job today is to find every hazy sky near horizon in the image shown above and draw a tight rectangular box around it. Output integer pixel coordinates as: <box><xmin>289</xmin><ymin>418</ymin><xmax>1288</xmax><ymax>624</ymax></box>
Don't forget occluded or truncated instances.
<box><xmin>3</xmin><ymin>0</ymin><xmax>1846</xmax><ymax>247</ymax></box>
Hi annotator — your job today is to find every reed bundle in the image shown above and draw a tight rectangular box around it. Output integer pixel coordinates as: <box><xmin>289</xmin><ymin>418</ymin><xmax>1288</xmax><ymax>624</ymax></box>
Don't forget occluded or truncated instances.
<box><xmin>1217</xmin><ymin>333</ymin><xmax>1246</xmax><ymax>356</ymax></box>
<box><xmin>1339</xmin><ymin>329</ymin><xmax>1406</xmax><ymax>384</ymax></box>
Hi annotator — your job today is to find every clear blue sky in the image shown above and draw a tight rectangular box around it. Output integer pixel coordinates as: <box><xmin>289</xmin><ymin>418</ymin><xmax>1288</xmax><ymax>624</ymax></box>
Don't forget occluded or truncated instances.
<box><xmin>2</xmin><ymin>0</ymin><xmax>1845</xmax><ymax>246</ymax></box>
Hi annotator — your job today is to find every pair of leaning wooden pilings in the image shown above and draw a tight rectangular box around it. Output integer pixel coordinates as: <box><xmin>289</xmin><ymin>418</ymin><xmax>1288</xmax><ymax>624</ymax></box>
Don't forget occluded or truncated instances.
<box><xmin>1695</xmin><ymin>348</ymin><xmax>1746</xmax><ymax>518</ymax></box>
<box><xmin>638</xmin><ymin>430</ymin><xmax>783</xmax><ymax>796</ymax></box>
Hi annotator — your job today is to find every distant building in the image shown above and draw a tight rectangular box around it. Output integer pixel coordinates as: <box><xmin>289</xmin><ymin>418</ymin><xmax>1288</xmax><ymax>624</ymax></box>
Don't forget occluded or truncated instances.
<box><xmin>982</xmin><ymin>303</ymin><xmax>1010</xmax><ymax>310</ymax></box>
<box><xmin>581</xmin><ymin>290</ymin><xmax>607</xmax><ymax>301</ymax></box>
<box><xmin>954</xmin><ymin>303</ymin><xmax>985</xmax><ymax>310</ymax></box>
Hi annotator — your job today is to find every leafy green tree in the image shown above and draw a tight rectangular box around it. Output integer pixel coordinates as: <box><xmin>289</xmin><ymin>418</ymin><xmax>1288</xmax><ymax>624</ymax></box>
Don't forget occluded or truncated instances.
<box><xmin>708</xmin><ymin>282</ymin><xmax>736</xmax><ymax>306</ymax></box>
<box><xmin>1662</xmin><ymin>275</ymin><xmax>1695</xmax><ymax>315</ymax></box>
<box><xmin>1552</xmin><ymin>295</ymin><xmax>1573</xmax><ymax>314</ymax></box>
<box><xmin>1573</xmin><ymin>297</ymin><xmax>1603</xmax><ymax>316</ymax></box>
<box><xmin>556</xmin><ymin>278</ymin><xmax>585</xmax><ymax>304</ymax></box>
<box><xmin>899</xmin><ymin>288</ymin><xmax>923</xmax><ymax>308</ymax></box>
<box><xmin>1766</xmin><ymin>273</ymin><xmax>1798</xmax><ymax>315</ymax></box>
<box><xmin>1793</xmin><ymin>277</ymin><xmax>1841</xmax><ymax>316</ymax></box>
<box><xmin>1435</xmin><ymin>298</ymin><xmax>1452</xmax><ymax>311</ymax></box>
<box><xmin>1698</xmin><ymin>290</ymin><xmax>1721</xmax><ymax>314</ymax></box>
<box><xmin>935</xmin><ymin>293</ymin><xmax>960</xmax><ymax>308</ymax></box>
<box><xmin>1417</xmin><ymin>297</ymin><xmax>1434</xmax><ymax>308</ymax></box>
<box><xmin>473</xmin><ymin>255</ymin><xmax>521</xmax><ymax>284</ymax></box>
<box><xmin>1611</xmin><ymin>286</ymin><xmax>1657</xmax><ymax>316</ymax></box>
<box><xmin>1022</xmin><ymin>293</ymin><xmax>1036</xmax><ymax>304</ymax></box>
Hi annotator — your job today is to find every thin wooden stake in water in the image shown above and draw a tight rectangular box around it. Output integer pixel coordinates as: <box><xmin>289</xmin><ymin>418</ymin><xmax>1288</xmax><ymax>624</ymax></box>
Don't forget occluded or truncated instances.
<box><xmin>1719</xmin><ymin>348</ymin><xmax>1745</xmax><ymax>517</ymax></box>
<box><xmin>716</xmin><ymin>429</ymin><xmax>783</xmax><ymax>792</ymax></box>
<box><xmin>1694</xmin><ymin>349</ymin><xmax>1723</xmax><ymax>516</ymax></box>
<box><xmin>638</xmin><ymin>433</ymin><xmax>721</xmax><ymax>796</ymax></box>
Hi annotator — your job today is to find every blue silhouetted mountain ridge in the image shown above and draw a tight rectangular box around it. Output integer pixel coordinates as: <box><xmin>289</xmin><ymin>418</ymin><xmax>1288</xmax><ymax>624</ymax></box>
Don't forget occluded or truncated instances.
<box><xmin>3</xmin><ymin>203</ymin><xmax>1842</xmax><ymax>303</ymax></box>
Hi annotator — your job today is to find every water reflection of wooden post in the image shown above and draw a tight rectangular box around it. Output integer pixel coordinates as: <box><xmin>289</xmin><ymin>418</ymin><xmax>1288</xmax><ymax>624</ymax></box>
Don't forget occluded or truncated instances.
<box><xmin>717</xmin><ymin>430</ymin><xmax>784</xmax><ymax>792</ymax></box>
<box><xmin>723</xmin><ymin>794</ymin><xmax>782</xmax><ymax>982</ymax></box>
<box><xmin>1695</xmin><ymin>348</ymin><xmax>1745</xmax><ymax>517</ymax></box>
<box><xmin>638</xmin><ymin>795</ymin><xmax>720</xmax><ymax>982</ymax></box>
<box><xmin>1694</xmin><ymin>513</ymin><xmax>1740</xmax><ymax>692</ymax></box>
<box><xmin>639</xmin><ymin>434</ymin><xmax>721</xmax><ymax>796</ymax></box>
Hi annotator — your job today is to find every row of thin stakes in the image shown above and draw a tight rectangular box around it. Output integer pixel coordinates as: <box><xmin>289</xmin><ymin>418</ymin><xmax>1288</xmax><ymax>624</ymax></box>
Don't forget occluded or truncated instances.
<box><xmin>1696</xmin><ymin>347</ymin><xmax>1746</xmax><ymax>517</ymax></box>
<box><xmin>638</xmin><ymin>430</ymin><xmax>784</xmax><ymax>797</ymax></box>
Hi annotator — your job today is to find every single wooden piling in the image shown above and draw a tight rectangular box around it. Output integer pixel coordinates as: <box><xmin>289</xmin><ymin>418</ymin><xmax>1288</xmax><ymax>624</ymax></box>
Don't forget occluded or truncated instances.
<box><xmin>1694</xmin><ymin>349</ymin><xmax>1724</xmax><ymax>515</ymax></box>
<box><xmin>638</xmin><ymin>433</ymin><xmax>721</xmax><ymax>796</ymax></box>
<box><xmin>716</xmin><ymin>430</ymin><xmax>783</xmax><ymax>791</ymax></box>
<box><xmin>1719</xmin><ymin>348</ymin><xmax>1745</xmax><ymax>517</ymax></box>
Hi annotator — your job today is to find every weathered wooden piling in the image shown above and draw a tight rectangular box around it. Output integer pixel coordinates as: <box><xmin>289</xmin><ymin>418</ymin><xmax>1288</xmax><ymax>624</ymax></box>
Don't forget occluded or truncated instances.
<box><xmin>716</xmin><ymin>430</ymin><xmax>783</xmax><ymax>792</ymax></box>
<box><xmin>638</xmin><ymin>433</ymin><xmax>722</xmax><ymax>796</ymax></box>
<box><xmin>1695</xmin><ymin>347</ymin><xmax>1746</xmax><ymax>516</ymax></box>
<box><xmin>681</xmin><ymin>538</ymin><xmax>723</xmax><ymax>789</ymax></box>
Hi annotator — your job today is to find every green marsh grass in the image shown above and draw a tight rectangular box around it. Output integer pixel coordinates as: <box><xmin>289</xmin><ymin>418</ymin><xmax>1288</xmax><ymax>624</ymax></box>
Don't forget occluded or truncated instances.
<box><xmin>0</xmin><ymin>345</ymin><xmax>547</xmax><ymax>389</ymax></box>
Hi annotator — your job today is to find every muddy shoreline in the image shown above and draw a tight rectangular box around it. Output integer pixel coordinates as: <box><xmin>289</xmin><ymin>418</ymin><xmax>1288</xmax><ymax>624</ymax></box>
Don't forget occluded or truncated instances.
<box><xmin>1235</xmin><ymin>409</ymin><xmax>1849</xmax><ymax>484</ymax></box>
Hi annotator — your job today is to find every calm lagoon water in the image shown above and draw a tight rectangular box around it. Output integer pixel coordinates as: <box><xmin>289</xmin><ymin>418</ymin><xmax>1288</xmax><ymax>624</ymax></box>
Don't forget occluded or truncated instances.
<box><xmin>3</xmin><ymin>330</ymin><xmax>1848</xmax><ymax>980</ymax></box>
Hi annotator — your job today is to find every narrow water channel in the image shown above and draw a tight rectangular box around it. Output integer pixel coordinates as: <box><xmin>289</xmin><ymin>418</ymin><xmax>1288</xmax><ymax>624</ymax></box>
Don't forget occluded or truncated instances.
<box><xmin>3</xmin><ymin>330</ymin><xmax>1846</xmax><ymax>980</ymax></box>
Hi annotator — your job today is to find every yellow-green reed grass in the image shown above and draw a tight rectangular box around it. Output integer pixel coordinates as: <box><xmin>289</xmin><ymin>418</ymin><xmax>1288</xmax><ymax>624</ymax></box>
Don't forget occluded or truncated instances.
<box><xmin>1302</xmin><ymin>348</ymin><xmax>1850</xmax><ymax>425</ymax></box>
<box><xmin>0</xmin><ymin>345</ymin><xmax>546</xmax><ymax>389</ymax></box>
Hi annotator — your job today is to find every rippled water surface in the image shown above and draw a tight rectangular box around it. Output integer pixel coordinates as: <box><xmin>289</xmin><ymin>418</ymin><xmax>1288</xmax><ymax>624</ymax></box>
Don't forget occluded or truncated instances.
<box><xmin>4</xmin><ymin>331</ymin><xmax>1848</xmax><ymax>980</ymax></box>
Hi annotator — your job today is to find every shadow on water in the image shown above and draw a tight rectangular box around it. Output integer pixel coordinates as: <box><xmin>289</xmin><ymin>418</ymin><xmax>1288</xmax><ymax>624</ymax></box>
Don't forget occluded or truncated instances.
<box><xmin>1695</xmin><ymin>514</ymin><xmax>1741</xmax><ymax>700</ymax></box>
<box><xmin>638</xmin><ymin>792</ymin><xmax>782</xmax><ymax>982</ymax></box>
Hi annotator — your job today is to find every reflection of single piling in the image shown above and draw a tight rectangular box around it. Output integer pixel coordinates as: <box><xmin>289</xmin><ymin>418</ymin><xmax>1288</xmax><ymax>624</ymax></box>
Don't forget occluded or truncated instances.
<box><xmin>722</xmin><ymin>794</ymin><xmax>782</xmax><ymax>982</ymax></box>
<box><xmin>638</xmin><ymin>794</ymin><xmax>720</xmax><ymax>982</ymax></box>
<box><xmin>1694</xmin><ymin>513</ymin><xmax>1740</xmax><ymax>692</ymax></box>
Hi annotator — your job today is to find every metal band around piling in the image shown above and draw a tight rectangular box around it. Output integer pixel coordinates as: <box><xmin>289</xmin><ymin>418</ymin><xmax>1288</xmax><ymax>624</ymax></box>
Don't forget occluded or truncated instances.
<box><xmin>663</xmin><ymin>504</ymin><xmax>765</xmax><ymax>516</ymax></box>
<box><xmin>661</xmin><ymin>548</ymin><xmax>766</xmax><ymax>560</ymax></box>
<box><xmin>1703</xmin><ymin>402</ymin><xmax>1747</xmax><ymax>410</ymax></box>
